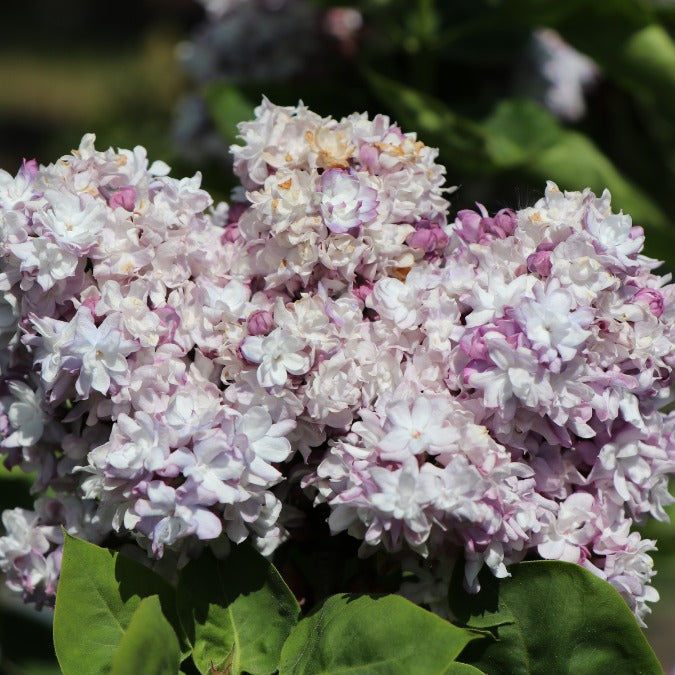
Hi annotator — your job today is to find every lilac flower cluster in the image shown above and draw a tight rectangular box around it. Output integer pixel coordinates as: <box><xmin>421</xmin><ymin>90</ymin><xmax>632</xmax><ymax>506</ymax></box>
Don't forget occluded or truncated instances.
<box><xmin>230</xmin><ymin>97</ymin><xmax>451</xmax><ymax>293</ymax></box>
<box><xmin>0</xmin><ymin>135</ymin><xmax>291</xmax><ymax>603</ymax></box>
<box><xmin>0</xmin><ymin>101</ymin><xmax>673</xmax><ymax>626</ymax></box>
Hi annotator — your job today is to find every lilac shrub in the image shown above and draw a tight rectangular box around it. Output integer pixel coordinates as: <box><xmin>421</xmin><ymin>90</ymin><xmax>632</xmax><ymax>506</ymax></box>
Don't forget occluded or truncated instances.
<box><xmin>0</xmin><ymin>100</ymin><xmax>673</xmax><ymax>625</ymax></box>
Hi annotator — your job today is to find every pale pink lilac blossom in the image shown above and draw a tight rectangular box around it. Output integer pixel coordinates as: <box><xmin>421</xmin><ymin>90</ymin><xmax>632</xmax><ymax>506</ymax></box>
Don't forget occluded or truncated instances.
<box><xmin>0</xmin><ymin>107</ymin><xmax>673</xmax><ymax>630</ymax></box>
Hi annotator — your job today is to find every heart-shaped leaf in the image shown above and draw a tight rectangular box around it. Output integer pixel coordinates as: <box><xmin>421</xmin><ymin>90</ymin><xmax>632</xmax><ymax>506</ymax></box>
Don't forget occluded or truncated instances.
<box><xmin>54</xmin><ymin>534</ymin><xmax>184</xmax><ymax>675</ymax></box>
<box><xmin>279</xmin><ymin>593</ymin><xmax>485</xmax><ymax>675</ymax></box>
<box><xmin>451</xmin><ymin>560</ymin><xmax>662</xmax><ymax>674</ymax></box>
<box><xmin>111</xmin><ymin>595</ymin><xmax>181</xmax><ymax>675</ymax></box>
<box><xmin>177</xmin><ymin>544</ymin><xmax>300</xmax><ymax>675</ymax></box>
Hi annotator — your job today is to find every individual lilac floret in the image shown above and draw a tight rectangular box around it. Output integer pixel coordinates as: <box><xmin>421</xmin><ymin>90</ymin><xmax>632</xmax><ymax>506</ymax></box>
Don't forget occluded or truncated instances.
<box><xmin>240</xmin><ymin>329</ymin><xmax>311</xmax><ymax>387</ymax></box>
<box><xmin>320</xmin><ymin>169</ymin><xmax>378</xmax><ymax>234</ymax></box>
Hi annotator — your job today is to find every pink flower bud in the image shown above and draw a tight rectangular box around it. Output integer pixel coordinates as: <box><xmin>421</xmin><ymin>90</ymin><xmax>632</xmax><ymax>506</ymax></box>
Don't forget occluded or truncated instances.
<box><xmin>527</xmin><ymin>250</ymin><xmax>553</xmax><ymax>276</ymax></box>
<box><xmin>406</xmin><ymin>228</ymin><xmax>435</xmax><ymax>252</ymax></box>
<box><xmin>108</xmin><ymin>186</ymin><xmax>136</xmax><ymax>211</ymax></box>
<box><xmin>353</xmin><ymin>279</ymin><xmax>374</xmax><ymax>302</ymax></box>
<box><xmin>222</xmin><ymin>223</ymin><xmax>240</xmax><ymax>243</ymax></box>
<box><xmin>406</xmin><ymin>220</ymin><xmax>449</xmax><ymax>253</ymax></box>
<box><xmin>492</xmin><ymin>209</ymin><xmax>517</xmax><ymax>238</ymax></box>
<box><xmin>247</xmin><ymin>310</ymin><xmax>274</xmax><ymax>336</ymax></box>
<box><xmin>20</xmin><ymin>158</ymin><xmax>38</xmax><ymax>180</ymax></box>
<box><xmin>634</xmin><ymin>288</ymin><xmax>664</xmax><ymax>317</ymax></box>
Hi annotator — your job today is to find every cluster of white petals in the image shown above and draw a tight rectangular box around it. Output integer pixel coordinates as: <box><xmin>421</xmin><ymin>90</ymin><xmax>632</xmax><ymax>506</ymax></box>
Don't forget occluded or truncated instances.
<box><xmin>0</xmin><ymin>100</ymin><xmax>673</xmax><ymax>627</ymax></box>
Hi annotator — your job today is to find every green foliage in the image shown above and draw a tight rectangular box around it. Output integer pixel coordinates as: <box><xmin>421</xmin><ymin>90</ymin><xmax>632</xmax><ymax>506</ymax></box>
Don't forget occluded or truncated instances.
<box><xmin>451</xmin><ymin>560</ymin><xmax>663</xmax><ymax>674</ymax></box>
<box><xmin>53</xmin><ymin>534</ymin><xmax>183</xmax><ymax>675</ymax></box>
<box><xmin>177</xmin><ymin>545</ymin><xmax>300</xmax><ymax>675</ymax></box>
<box><xmin>203</xmin><ymin>84</ymin><xmax>256</xmax><ymax>146</ymax></box>
<box><xmin>110</xmin><ymin>596</ymin><xmax>181</xmax><ymax>675</ymax></box>
<box><xmin>279</xmin><ymin>593</ymin><xmax>483</xmax><ymax>675</ymax></box>
<box><xmin>49</xmin><ymin>537</ymin><xmax>669</xmax><ymax>674</ymax></box>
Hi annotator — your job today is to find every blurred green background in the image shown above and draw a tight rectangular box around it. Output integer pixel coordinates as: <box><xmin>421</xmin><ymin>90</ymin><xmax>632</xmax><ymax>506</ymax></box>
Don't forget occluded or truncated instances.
<box><xmin>0</xmin><ymin>0</ymin><xmax>674</xmax><ymax>672</ymax></box>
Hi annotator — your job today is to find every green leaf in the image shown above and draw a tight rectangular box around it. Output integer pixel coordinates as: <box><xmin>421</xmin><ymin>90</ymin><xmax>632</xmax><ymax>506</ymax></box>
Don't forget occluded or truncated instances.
<box><xmin>53</xmin><ymin>534</ymin><xmax>184</xmax><ymax>675</ymax></box>
<box><xmin>111</xmin><ymin>595</ymin><xmax>181</xmax><ymax>675</ymax></box>
<box><xmin>203</xmin><ymin>83</ymin><xmax>256</xmax><ymax>145</ymax></box>
<box><xmin>177</xmin><ymin>545</ymin><xmax>301</xmax><ymax>675</ymax></box>
<box><xmin>279</xmin><ymin>593</ymin><xmax>485</xmax><ymax>675</ymax></box>
<box><xmin>482</xmin><ymin>99</ymin><xmax>563</xmax><ymax>168</ymax></box>
<box><xmin>451</xmin><ymin>560</ymin><xmax>663</xmax><ymax>674</ymax></box>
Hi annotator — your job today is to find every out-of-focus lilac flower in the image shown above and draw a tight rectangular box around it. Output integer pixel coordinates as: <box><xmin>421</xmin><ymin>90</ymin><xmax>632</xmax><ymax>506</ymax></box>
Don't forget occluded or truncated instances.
<box><xmin>531</xmin><ymin>28</ymin><xmax>599</xmax><ymax>121</ymax></box>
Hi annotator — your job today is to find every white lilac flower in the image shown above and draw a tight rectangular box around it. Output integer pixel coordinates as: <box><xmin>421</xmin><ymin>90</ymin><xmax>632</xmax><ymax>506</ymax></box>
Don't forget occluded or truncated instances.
<box><xmin>585</xmin><ymin>210</ymin><xmax>644</xmax><ymax>264</ymax></box>
<box><xmin>11</xmin><ymin>238</ymin><xmax>80</xmax><ymax>291</ymax></box>
<box><xmin>68</xmin><ymin>310</ymin><xmax>139</xmax><ymax>397</ymax></box>
<box><xmin>513</xmin><ymin>284</ymin><xmax>592</xmax><ymax>364</ymax></box>
<box><xmin>465</xmin><ymin>274</ymin><xmax>535</xmax><ymax>327</ymax></box>
<box><xmin>97</xmin><ymin>280</ymin><xmax>162</xmax><ymax>348</ymax></box>
<box><xmin>1</xmin><ymin>381</ymin><xmax>44</xmax><ymax>448</ymax></box>
<box><xmin>369</xmin><ymin>277</ymin><xmax>419</xmax><ymax>330</ymax></box>
<box><xmin>0</xmin><ymin>159</ymin><xmax>38</xmax><ymax>210</ymax></box>
<box><xmin>378</xmin><ymin>397</ymin><xmax>451</xmax><ymax>461</ymax></box>
<box><xmin>236</xmin><ymin>406</ymin><xmax>295</xmax><ymax>484</ymax></box>
<box><xmin>167</xmin><ymin>431</ymin><xmax>248</xmax><ymax>505</ymax></box>
<box><xmin>368</xmin><ymin>458</ymin><xmax>434</xmax><ymax>551</ymax></box>
<box><xmin>133</xmin><ymin>481</ymin><xmax>223</xmax><ymax>556</ymax></box>
<box><xmin>537</xmin><ymin>492</ymin><xmax>598</xmax><ymax>563</ymax></box>
<box><xmin>469</xmin><ymin>334</ymin><xmax>552</xmax><ymax>412</ymax></box>
<box><xmin>35</xmin><ymin>190</ymin><xmax>107</xmax><ymax>252</ymax></box>
<box><xmin>240</xmin><ymin>329</ymin><xmax>310</xmax><ymax>387</ymax></box>
<box><xmin>89</xmin><ymin>412</ymin><xmax>169</xmax><ymax>480</ymax></box>
<box><xmin>320</xmin><ymin>169</ymin><xmax>378</xmax><ymax>234</ymax></box>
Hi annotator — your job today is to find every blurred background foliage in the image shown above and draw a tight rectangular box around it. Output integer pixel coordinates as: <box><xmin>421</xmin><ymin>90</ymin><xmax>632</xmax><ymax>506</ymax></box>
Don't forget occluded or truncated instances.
<box><xmin>1</xmin><ymin>0</ymin><xmax>675</xmax><ymax>672</ymax></box>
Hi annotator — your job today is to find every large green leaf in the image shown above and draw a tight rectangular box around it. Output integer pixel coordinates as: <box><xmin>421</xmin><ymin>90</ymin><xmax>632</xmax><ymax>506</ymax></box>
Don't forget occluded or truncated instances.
<box><xmin>482</xmin><ymin>99</ymin><xmax>563</xmax><ymax>169</ymax></box>
<box><xmin>278</xmin><ymin>593</ymin><xmax>485</xmax><ymax>675</ymax></box>
<box><xmin>177</xmin><ymin>545</ymin><xmax>300</xmax><ymax>675</ymax></box>
<box><xmin>451</xmin><ymin>560</ymin><xmax>663</xmax><ymax>674</ymax></box>
<box><xmin>53</xmin><ymin>534</ymin><xmax>183</xmax><ymax>675</ymax></box>
<box><xmin>110</xmin><ymin>595</ymin><xmax>181</xmax><ymax>675</ymax></box>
